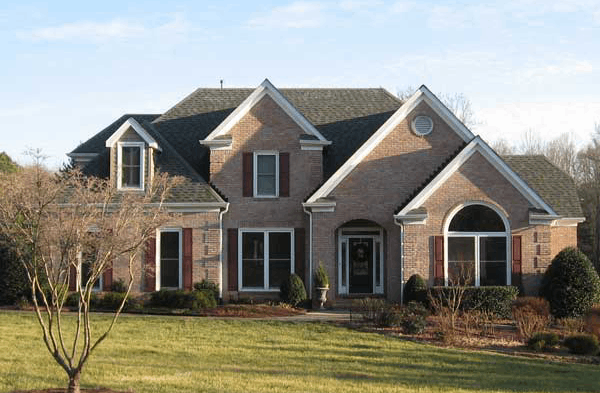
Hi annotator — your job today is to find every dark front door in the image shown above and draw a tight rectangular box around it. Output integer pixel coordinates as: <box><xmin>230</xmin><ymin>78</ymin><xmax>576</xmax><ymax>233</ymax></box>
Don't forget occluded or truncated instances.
<box><xmin>349</xmin><ymin>238</ymin><xmax>373</xmax><ymax>293</ymax></box>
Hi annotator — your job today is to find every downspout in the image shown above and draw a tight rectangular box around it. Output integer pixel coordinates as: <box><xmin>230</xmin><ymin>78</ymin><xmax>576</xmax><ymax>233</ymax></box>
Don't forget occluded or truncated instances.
<box><xmin>303</xmin><ymin>206</ymin><xmax>313</xmax><ymax>296</ymax></box>
<box><xmin>394</xmin><ymin>217</ymin><xmax>405</xmax><ymax>305</ymax></box>
<box><xmin>218</xmin><ymin>203</ymin><xmax>230</xmax><ymax>300</ymax></box>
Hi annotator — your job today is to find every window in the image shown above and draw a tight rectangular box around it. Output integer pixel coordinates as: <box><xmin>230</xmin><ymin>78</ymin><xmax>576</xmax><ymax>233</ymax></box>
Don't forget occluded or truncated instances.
<box><xmin>80</xmin><ymin>247</ymin><xmax>102</xmax><ymax>291</ymax></box>
<box><xmin>239</xmin><ymin>229</ymin><xmax>293</xmax><ymax>290</ymax></box>
<box><xmin>117</xmin><ymin>142</ymin><xmax>145</xmax><ymax>190</ymax></box>
<box><xmin>254</xmin><ymin>152</ymin><xmax>278</xmax><ymax>197</ymax></box>
<box><xmin>446</xmin><ymin>204</ymin><xmax>509</xmax><ymax>286</ymax></box>
<box><xmin>157</xmin><ymin>230</ymin><xmax>182</xmax><ymax>289</ymax></box>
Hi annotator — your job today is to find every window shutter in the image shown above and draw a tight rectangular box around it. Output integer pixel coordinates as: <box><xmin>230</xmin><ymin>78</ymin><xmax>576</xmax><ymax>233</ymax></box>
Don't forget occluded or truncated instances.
<box><xmin>434</xmin><ymin>236</ymin><xmax>444</xmax><ymax>286</ymax></box>
<box><xmin>102</xmin><ymin>264</ymin><xmax>113</xmax><ymax>291</ymax></box>
<box><xmin>294</xmin><ymin>228</ymin><xmax>305</xmax><ymax>282</ymax></box>
<box><xmin>512</xmin><ymin>235</ymin><xmax>522</xmax><ymax>288</ymax></box>
<box><xmin>280</xmin><ymin>152</ymin><xmax>290</xmax><ymax>197</ymax></box>
<box><xmin>242</xmin><ymin>152</ymin><xmax>253</xmax><ymax>197</ymax></box>
<box><xmin>144</xmin><ymin>237</ymin><xmax>156</xmax><ymax>292</ymax></box>
<box><xmin>183</xmin><ymin>228</ymin><xmax>193</xmax><ymax>290</ymax></box>
<box><xmin>228</xmin><ymin>228</ymin><xmax>238</xmax><ymax>291</ymax></box>
<box><xmin>69</xmin><ymin>264</ymin><xmax>77</xmax><ymax>291</ymax></box>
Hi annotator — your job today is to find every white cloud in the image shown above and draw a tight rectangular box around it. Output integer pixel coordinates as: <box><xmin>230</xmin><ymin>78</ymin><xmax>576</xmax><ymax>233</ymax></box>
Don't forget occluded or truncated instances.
<box><xmin>247</xmin><ymin>2</ymin><xmax>327</xmax><ymax>29</ymax></box>
<box><xmin>17</xmin><ymin>14</ymin><xmax>191</xmax><ymax>42</ymax></box>
<box><xmin>390</xmin><ymin>1</ymin><xmax>415</xmax><ymax>13</ymax></box>
<box><xmin>521</xmin><ymin>59</ymin><xmax>594</xmax><ymax>80</ymax></box>
<box><xmin>339</xmin><ymin>0</ymin><xmax>382</xmax><ymax>12</ymax></box>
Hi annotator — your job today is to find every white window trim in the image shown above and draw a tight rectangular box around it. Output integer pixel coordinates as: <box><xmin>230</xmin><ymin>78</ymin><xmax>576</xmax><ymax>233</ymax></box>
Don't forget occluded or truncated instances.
<box><xmin>238</xmin><ymin>228</ymin><xmax>294</xmax><ymax>292</ymax></box>
<box><xmin>77</xmin><ymin>251</ymin><xmax>103</xmax><ymax>292</ymax></box>
<box><xmin>337</xmin><ymin>227</ymin><xmax>384</xmax><ymax>295</ymax></box>
<box><xmin>117</xmin><ymin>141</ymin><xmax>145</xmax><ymax>191</ymax></box>
<box><xmin>253</xmin><ymin>151</ymin><xmax>279</xmax><ymax>198</ymax></box>
<box><xmin>443</xmin><ymin>202</ymin><xmax>511</xmax><ymax>287</ymax></box>
<box><xmin>156</xmin><ymin>228</ymin><xmax>183</xmax><ymax>290</ymax></box>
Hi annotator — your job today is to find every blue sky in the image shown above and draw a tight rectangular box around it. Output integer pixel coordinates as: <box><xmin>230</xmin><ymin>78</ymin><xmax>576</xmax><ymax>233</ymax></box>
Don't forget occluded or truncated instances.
<box><xmin>2</xmin><ymin>0</ymin><xmax>600</xmax><ymax>168</ymax></box>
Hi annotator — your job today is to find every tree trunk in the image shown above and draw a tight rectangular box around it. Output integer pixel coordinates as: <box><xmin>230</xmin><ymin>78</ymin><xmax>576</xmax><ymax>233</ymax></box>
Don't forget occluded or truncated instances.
<box><xmin>67</xmin><ymin>370</ymin><xmax>81</xmax><ymax>393</ymax></box>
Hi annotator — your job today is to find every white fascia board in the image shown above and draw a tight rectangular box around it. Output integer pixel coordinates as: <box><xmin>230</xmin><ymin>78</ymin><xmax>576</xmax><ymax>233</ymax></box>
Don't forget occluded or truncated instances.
<box><xmin>201</xmin><ymin>79</ymin><xmax>330</xmax><ymax>143</ymax></box>
<box><xmin>300</xmin><ymin>139</ymin><xmax>332</xmax><ymax>151</ymax></box>
<box><xmin>67</xmin><ymin>152</ymin><xmax>99</xmax><ymax>163</ymax></box>
<box><xmin>305</xmin><ymin>85</ymin><xmax>477</xmax><ymax>204</ymax></box>
<box><xmin>302</xmin><ymin>201</ymin><xmax>336</xmax><ymax>213</ymax></box>
<box><xmin>199</xmin><ymin>138</ymin><xmax>232</xmax><ymax>150</ymax></box>
<box><xmin>397</xmin><ymin>137</ymin><xmax>558</xmax><ymax>216</ymax></box>
<box><xmin>552</xmin><ymin>217</ymin><xmax>586</xmax><ymax>227</ymax></box>
<box><xmin>105</xmin><ymin>117</ymin><xmax>161</xmax><ymax>151</ymax></box>
<box><xmin>393</xmin><ymin>214</ymin><xmax>427</xmax><ymax>225</ymax></box>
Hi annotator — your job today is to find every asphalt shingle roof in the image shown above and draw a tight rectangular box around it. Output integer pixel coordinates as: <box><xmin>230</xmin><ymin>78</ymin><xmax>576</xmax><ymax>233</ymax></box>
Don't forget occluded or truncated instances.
<box><xmin>502</xmin><ymin>155</ymin><xmax>583</xmax><ymax>217</ymax></box>
<box><xmin>70</xmin><ymin>87</ymin><xmax>582</xmax><ymax>216</ymax></box>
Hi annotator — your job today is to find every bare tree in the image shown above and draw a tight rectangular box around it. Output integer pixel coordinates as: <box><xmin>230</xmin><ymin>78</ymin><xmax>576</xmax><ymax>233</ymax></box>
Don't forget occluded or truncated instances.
<box><xmin>545</xmin><ymin>132</ymin><xmax>579</xmax><ymax>179</ymax></box>
<box><xmin>0</xmin><ymin>155</ymin><xmax>179</xmax><ymax>393</ymax></box>
<box><xmin>491</xmin><ymin>138</ymin><xmax>516</xmax><ymax>155</ymax></box>
<box><xmin>518</xmin><ymin>128</ymin><xmax>546</xmax><ymax>155</ymax></box>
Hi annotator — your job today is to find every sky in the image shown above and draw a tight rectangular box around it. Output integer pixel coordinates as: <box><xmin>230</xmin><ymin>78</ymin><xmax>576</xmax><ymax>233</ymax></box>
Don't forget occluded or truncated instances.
<box><xmin>1</xmin><ymin>0</ymin><xmax>600</xmax><ymax>169</ymax></box>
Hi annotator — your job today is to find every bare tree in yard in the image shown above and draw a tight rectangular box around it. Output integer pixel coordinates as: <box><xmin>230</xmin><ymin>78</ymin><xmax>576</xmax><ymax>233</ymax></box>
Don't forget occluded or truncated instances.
<box><xmin>0</xmin><ymin>155</ymin><xmax>178</xmax><ymax>393</ymax></box>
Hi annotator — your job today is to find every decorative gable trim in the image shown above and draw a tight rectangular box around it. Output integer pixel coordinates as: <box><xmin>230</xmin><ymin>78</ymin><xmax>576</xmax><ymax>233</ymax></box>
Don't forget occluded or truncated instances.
<box><xmin>200</xmin><ymin>79</ymin><xmax>331</xmax><ymax>146</ymax></box>
<box><xmin>306</xmin><ymin>85</ymin><xmax>474</xmax><ymax>203</ymax></box>
<box><xmin>105</xmin><ymin>117</ymin><xmax>161</xmax><ymax>151</ymax></box>
<box><xmin>394</xmin><ymin>136</ymin><xmax>558</xmax><ymax>218</ymax></box>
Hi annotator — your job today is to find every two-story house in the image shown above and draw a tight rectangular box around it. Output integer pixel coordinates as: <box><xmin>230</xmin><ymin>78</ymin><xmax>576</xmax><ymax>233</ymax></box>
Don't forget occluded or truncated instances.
<box><xmin>69</xmin><ymin>79</ymin><xmax>584</xmax><ymax>303</ymax></box>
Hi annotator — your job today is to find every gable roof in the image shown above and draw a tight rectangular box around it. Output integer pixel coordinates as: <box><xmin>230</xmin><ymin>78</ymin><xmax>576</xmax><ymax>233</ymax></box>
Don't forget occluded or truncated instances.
<box><xmin>503</xmin><ymin>155</ymin><xmax>583</xmax><ymax>217</ymax></box>
<box><xmin>394</xmin><ymin>137</ymin><xmax>558</xmax><ymax>218</ymax></box>
<box><xmin>306</xmin><ymin>85</ymin><xmax>475</xmax><ymax>203</ymax></box>
<box><xmin>105</xmin><ymin>117</ymin><xmax>161</xmax><ymax>150</ymax></box>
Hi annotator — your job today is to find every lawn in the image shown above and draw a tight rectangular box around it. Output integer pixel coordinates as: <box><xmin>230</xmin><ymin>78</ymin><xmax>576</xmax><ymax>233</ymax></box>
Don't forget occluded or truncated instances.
<box><xmin>0</xmin><ymin>312</ymin><xmax>599</xmax><ymax>393</ymax></box>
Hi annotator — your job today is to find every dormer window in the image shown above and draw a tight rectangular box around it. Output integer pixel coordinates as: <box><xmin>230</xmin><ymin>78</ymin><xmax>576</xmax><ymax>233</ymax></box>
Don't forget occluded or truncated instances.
<box><xmin>117</xmin><ymin>142</ymin><xmax>145</xmax><ymax>190</ymax></box>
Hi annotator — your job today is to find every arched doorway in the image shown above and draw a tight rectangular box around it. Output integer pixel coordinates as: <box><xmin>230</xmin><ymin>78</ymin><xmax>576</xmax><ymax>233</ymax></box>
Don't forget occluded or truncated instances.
<box><xmin>444</xmin><ymin>203</ymin><xmax>510</xmax><ymax>286</ymax></box>
<box><xmin>337</xmin><ymin>220</ymin><xmax>384</xmax><ymax>295</ymax></box>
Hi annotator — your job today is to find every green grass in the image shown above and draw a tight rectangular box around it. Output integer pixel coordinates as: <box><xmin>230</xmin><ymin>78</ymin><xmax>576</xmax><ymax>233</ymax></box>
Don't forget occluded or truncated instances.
<box><xmin>1</xmin><ymin>312</ymin><xmax>599</xmax><ymax>393</ymax></box>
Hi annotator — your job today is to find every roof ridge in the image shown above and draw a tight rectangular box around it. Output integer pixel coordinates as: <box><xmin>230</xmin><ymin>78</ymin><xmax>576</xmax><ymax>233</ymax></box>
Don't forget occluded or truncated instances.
<box><xmin>153</xmin><ymin>88</ymin><xmax>203</xmax><ymax>123</ymax></box>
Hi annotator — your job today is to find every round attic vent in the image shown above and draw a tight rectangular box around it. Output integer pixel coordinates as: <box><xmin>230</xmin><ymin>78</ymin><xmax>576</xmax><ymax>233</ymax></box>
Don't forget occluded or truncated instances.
<box><xmin>411</xmin><ymin>115</ymin><xmax>434</xmax><ymax>136</ymax></box>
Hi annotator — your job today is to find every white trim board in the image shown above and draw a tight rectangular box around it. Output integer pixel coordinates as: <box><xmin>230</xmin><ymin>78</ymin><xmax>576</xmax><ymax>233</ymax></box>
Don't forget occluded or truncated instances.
<box><xmin>105</xmin><ymin>117</ymin><xmax>161</xmax><ymax>151</ymax></box>
<box><xmin>306</xmin><ymin>85</ymin><xmax>474</xmax><ymax>203</ymax></box>
<box><xmin>394</xmin><ymin>136</ymin><xmax>558</xmax><ymax>217</ymax></box>
<box><xmin>200</xmin><ymin>79</ymin><xmax>331</xmax><ymax>145</ymax></box>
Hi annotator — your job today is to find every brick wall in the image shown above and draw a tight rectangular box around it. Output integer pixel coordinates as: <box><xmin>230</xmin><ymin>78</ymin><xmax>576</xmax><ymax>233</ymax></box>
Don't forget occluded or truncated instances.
<box><xmin>209</xmin><ymin>95</ymin><xmax>321</xmax><ymax>296</ymax></box>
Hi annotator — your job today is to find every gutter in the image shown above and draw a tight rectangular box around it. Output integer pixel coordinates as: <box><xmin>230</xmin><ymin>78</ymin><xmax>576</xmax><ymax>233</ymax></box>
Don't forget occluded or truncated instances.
<box><xmin>218</xmin><ymin>202</ymin><xmax>230</xmax><ymax>300</ymax></box>
<box><xmin>393</xmin><ymin>217</ymin><xmax>405</xmax><ymax>305</ymax></box>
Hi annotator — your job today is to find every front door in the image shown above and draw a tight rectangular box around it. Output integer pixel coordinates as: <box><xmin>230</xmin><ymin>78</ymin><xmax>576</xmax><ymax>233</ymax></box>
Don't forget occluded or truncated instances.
<box><xmin>349</xmin><ymin>238</ymin><xmax>373</xmax><ymax>293</ymax></box>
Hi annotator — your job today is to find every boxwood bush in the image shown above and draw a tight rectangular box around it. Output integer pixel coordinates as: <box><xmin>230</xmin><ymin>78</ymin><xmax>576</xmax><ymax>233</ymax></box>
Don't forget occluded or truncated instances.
<box><xmin>429</xmin><ymin>286</ymin><xmax>519</xmax><ymax>318</ymax></box>
<box><xmin>280</xmin><ymin>273</ymin><xmax>307</xmax><ymax>307</ymax></box>
<box><xmin>403</xmin><ymin>274</ymin><xmax>428</xmax><ymax>305</ymax></box>
<box><xmin>527</xmin><ymin>332</ymin><xmax>560</xmax><ymax>352</ymax></box>
<box><xmin>540</xmin><ymin>247</ymin><xmax>600</xmax><ymax>318</ymax></box>
<box><xmin>563</xmin><ymin>334</ymin><xmax>600</xmax><ymax>355</ymax></box>
<box><xmin>149</xmin><ymin>289</ymin><xmax>216</xmax><ymax>310</ymax></box>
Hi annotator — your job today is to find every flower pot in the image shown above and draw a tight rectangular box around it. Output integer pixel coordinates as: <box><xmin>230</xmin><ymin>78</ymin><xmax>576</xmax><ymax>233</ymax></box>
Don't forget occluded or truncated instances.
<box><xmin>316</xmin><ymin>287</ymin><xmax>329</xmax><ymax>310</ymax></box>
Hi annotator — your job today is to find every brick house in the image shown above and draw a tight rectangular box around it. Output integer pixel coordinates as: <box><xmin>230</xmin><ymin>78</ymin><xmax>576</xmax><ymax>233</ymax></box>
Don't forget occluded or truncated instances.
<box><xmin>69</xmin><ymin>79</ymin><xmax>583</xmax><ymax>302</ymax></box>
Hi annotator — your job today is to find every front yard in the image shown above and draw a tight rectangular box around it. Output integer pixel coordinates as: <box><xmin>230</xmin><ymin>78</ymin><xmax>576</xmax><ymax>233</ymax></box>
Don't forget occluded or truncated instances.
<box><xmin>1</xmin><ymin>311</ymin><xmax>599</xmax><ymax>393</ymax></box>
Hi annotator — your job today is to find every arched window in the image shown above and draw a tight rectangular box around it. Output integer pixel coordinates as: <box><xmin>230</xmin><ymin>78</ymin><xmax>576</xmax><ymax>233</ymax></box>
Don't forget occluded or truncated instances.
<box><xmin>445</xmin><ymin>204</ymin><xmax>509</xmax><ymax>286</ymax></box>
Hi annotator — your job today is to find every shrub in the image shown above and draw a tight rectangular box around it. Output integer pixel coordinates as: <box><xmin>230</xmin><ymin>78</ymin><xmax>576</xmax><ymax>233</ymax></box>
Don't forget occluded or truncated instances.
<box><xmin>399</xmin><ymin>301</ymin><xmax>429</xmax><ymax>334</ymax></box>
<box><xmin>110</xmin><ymin>279</ymin><xmax>127</xmax><ymax>293</ymax></box>
<box><xmin>0</xmin><ymin>239</ymin><xmax>29</xmax><ymax>305</ymax></box>
<box><xmin>96</xmin><ymin>292</ymin><xmax>128</xmax><ymax>311</ymax></box>
<box><xmin>429</xmin><ymin>286</ymin><xmax>518</xmax><ymax>318</ymax></box>
<box><xmin>354</xmin><ymin>298</ymin><xmax>386</xmax><ymax>323</ymax></box>
<box><xmin>527</xmin><ymin>332</ymin><xmax>560</xmax><ymax>352</ymax></box>
<box><xmin>65</xmin><ymin>292</ymin><xmax>99</xmax><ymax>309</ymax></box>
<box><xmin>193</xmin><ymin>280</ymin><xmax>219</xmax><ymax>302</ymax></box>
<box><xmin>540</xmin><ymin>247</ymin><xmax>600</xmax><ymax>318</ymax></box>
<box><xmin>149</xmin><ymin>289</ymin><xmax>216</xmax><ymax>310</ymax></box>
<box><xmin>403</xmin><ymin>274</ymin><xmax>428</xmax><ymax>305</ymax></box>
<box><xmin>563</xmin><ymin>334</ymin><xmax>600</xmax><ymax>355</ymax></box>
<box><xmin>512</xmin><ymin>297</ymin><xmax>551</xmax><ymax>339</ymax></box>
<box><xmin>314</xmin><ymin>262</ymin><xmax>329</xmax><ymax>288</ymax></box>
<box><xmin>279</xmin><ymin>274</ymin><xmax>307</xmax><ymax>306</ymax></box>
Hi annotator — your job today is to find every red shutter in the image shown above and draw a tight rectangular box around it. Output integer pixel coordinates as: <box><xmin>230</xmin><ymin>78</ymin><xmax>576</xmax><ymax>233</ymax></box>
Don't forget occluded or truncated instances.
<box><xmin>228</xmin><ymin>228</ymin><xmax>238</xmax><ymax>291</ymax></box>
<box><xmin>144</xmin><ymin>237</ymin><xmax>156</xmax><ymax>292</ymax></box>
<box><xmin>512</xmin><ymin>235</ymin><xmax>522</xmax><ymax>288</ymax></box>
<box><xmin>280</xmin><ymin>153</ymin><xmax>290</xmax><ymax>197</ymax></box>
<box><xmin>102</xmin><ymin>264</ymin><xmax>113</xmax><ymax>291</ymax></box>
<box><xmin>294</xmin><ymin>228</ymin><xmax>305</xmax><ymax>282</ymax></box>
<box><xmin>183</xmin><ymin>228</ymin><xmax>193</xmax><ymax>290</ymax></box>
<box><xmin>242</xmin><ymin>152</ymin><xmax>253</xmax><ymax>197</ymax></box>
<box><xmin>69</xmin><ymin>264</ymin><xmax>77</xmax><ymax>291</ymax></box>
<box><xmin>434</xmin><ymin>236</ymin><xmax>444</xmax><ymax>286</ymax></box>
